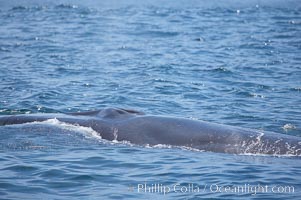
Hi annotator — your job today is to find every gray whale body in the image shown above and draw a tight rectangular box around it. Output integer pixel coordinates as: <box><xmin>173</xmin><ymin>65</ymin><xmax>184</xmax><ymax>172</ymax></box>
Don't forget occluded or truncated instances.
<box><xmin>0</xmin><ymin>108</ymin><xmax>300</xmax><ymax>156</ymax></box>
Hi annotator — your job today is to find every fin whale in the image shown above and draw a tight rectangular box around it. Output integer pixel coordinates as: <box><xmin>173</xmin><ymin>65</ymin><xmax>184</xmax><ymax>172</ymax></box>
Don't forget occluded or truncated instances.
<box><xmin>0</xmin><ymin>108</ymin><xmax>300</xmax><ymax>156</ymax></box>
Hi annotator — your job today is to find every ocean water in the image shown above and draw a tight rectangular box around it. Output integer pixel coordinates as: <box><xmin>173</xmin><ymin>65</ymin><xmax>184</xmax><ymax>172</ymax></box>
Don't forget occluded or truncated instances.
<box><xmin>0</xmin><ymin>0</ymin><xmax>301</xmax><ymax>199</ymax></box>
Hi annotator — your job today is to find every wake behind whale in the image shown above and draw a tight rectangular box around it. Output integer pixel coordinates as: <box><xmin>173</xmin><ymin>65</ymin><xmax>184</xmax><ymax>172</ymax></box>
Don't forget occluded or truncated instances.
<box><xmin>0</xmin><ymin>108</ymin><xmax>300</xmax><ymax>156</ymax></box>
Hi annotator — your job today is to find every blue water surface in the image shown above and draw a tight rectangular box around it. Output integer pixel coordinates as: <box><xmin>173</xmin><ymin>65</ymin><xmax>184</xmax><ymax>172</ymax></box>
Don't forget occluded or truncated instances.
<box><xmin>0</xmin><ymin>0</ymin><xmax>301</xmax><ymax>199</ymax></box>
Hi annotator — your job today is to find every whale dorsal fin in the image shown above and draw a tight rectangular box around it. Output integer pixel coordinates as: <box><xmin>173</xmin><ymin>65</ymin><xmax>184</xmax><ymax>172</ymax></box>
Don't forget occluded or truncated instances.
<box><xmin>99</xmin><ymin>108</ymin><xmax>145</xmax><ymax>119</ymax></box>
<box><xmin>67</xmin><ymin>110</ymin><xmax>102</xmax><ymax>116</ymax></box>
<box><xmin>67</xmin><ymin>108</ymin><xmax>145</xmax><ymax>118</ymax></box>
<box><xmin>117</xmin><ymin>108</ymin><xmax>145</xmax><ymax>115</ymax></box>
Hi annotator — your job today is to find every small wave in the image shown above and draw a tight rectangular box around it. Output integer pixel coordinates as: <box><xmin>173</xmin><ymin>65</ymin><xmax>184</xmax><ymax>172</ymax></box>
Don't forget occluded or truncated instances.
<box><xmin>290</xmin><ymin>87</ymin><xmax>301</xmax><ymax>92</ymax></box>
<box><xmin>236</xmin><ymin>91</ymin><xmax>265</xmax><ymax>98</ymax></box>
<box><xmin>195</xmin><ymin>66</ymin><xmax>233</xmax><ymax>74</ymax></box>
<box><xmin>69</xmin><ymin>175</ymin><xmax>95</xmax><ymax>181</ymax></box>
<box><xmin>212</xmin><ymin>67</ymin><xmax>232</xmax><ymax>73</ymax></box>
<box><xmin>55</xmin><ymin>4</ymin><xmax>79</xmax><ymax>9</ymax></box>
<box><xmin>0</xmin><ymin>47</ymin><xmax>10</xmax><ymax>52</ymax></box>
<box><xmin>289</xmin><ymin>20</ymin><xmax>301</xmax><ymax>24</ymax></box>
<box><xmin>0</xmin><ymin>109</ymin><xmax>32</xmax><ymax>115</ymax></box>
<box><xmin>2</xmin><ymin>164</ymin><xmax>39</xmax><ymax>172</ymax></box>
<box><xmin>136</xmin><ymin>30</ymin><xmax>179</xmax><ymax>37</ymax></box>
<box><xmin>9</xmin><ymin>5</ymin><xmax>46</xmax><ymax>12</ymax></box>
<box><xmin>250</xmin><ymin>93</ymin><xmax>265</xmax><ymax>98</ymax></box>
<box><xmin>10</xmin><ymin>6</ymin><xmax>27</xmax><ymax>11</ymax></box>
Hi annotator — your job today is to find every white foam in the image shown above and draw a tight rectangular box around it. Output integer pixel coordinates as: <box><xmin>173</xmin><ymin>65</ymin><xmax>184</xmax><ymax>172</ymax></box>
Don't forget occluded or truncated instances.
<box><xmin>239</xmin><ymin>152</ymin><xmax>301</xmax><ymax>158</ymax></box>
<box><xmin>282</xmin><ymin>123</ymin><xmax>297</xmax><ymax>132</ymax></box>
<box><xmin>29</xmin><ymin>118</ymin><xmax>103</xmax><ymax>140</ymax></box>
<box><xmin>146</xmin><ymin>144</ymin><xmax>206</xmax><ymax>153</ymax></box>
<box><xmin>112</xmin><ymin>127</ymin><xmax>119</xmax><ymax>143</ymax></box>
<box><xmin>146</xmin><ymin>144</ymin><xmax>172</xmax><ymax>149</ymax></box>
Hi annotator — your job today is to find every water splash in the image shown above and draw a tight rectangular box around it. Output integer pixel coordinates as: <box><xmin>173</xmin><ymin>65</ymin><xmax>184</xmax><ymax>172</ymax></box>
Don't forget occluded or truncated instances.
<box><xmin>282</xmin><ymin>123</ymin><xmax>297</xmax><ymax>132</ymax></box>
